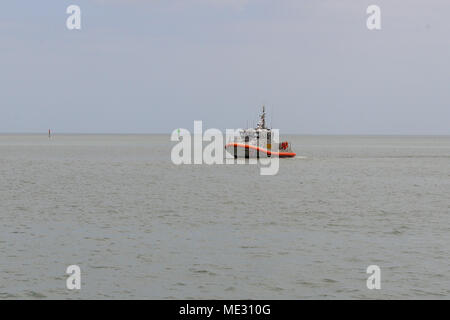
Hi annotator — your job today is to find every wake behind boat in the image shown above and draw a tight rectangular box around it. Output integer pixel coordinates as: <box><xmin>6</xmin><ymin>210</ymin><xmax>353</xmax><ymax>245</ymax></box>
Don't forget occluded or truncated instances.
<box><xmin>225</xmin><ymin>106</ymin><xmax>296</xmax><ymax>158</ymax></box>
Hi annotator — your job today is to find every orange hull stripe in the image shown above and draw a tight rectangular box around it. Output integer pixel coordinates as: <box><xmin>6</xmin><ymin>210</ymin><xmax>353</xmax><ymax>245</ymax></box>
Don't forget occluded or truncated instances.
<box><xmin>225</xmin><ymin>143</ymin><xmax>296</xmax><ymax>157</ymax></box>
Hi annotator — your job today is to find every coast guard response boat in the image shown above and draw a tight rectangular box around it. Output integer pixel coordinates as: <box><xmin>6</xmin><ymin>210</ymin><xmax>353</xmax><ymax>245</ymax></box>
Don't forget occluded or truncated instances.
<box><xmin>225</xmin><ymin>106</ymin><xmax>296</xmax><ymax>158</ymax></box>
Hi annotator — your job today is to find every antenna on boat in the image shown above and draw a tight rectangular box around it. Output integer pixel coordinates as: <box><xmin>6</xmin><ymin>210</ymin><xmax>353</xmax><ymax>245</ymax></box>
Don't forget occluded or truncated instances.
<box><xmin>257</xmin><ymin>105</ymin><xmax>266</xmax><ymax>129</ymax></box>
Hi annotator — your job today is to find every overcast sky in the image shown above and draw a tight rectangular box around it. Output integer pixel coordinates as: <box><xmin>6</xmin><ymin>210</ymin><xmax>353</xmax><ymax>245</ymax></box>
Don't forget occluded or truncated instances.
<box><xmin>1</xmin><ymin>0</ymin><xmax>449</xmax><ymax>134</ymax></box>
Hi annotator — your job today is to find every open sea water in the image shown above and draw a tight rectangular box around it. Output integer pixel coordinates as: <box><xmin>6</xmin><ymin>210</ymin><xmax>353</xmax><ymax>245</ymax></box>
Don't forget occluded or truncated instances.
<box><xmin>0</xmin><ymin>134</ymin><xmax>449</xmax><ymax>299</ymax></box>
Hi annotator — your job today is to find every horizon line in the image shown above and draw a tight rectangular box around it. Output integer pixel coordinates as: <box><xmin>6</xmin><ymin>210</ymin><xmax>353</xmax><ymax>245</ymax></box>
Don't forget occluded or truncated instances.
<box><xmin>1</xmin><ymin>132</ymin><xmax>450</xmax><ymax>137</ymax></box>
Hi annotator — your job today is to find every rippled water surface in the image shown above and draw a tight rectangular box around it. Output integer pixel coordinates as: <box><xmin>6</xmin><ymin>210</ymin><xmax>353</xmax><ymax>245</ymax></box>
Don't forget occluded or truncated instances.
<box><xmin>0</xmin><ymin>134</ymin><xmax>449</xmax><ymax>299</ymax></box>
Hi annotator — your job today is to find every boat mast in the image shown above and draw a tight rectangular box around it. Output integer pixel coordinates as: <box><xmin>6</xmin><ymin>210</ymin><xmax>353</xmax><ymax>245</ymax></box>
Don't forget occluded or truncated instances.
<box><xmin>257</xmin><ymin>105</ymin><xmax>266</xmax><ymax>129</ymax></box>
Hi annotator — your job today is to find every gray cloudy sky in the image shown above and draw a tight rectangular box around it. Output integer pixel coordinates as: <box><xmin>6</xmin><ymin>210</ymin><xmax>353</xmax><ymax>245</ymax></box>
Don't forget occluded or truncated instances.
<box><xmin>1</xmin><ymin>0</ymin><xmax>449</xmax><ymax>134</ymax></box>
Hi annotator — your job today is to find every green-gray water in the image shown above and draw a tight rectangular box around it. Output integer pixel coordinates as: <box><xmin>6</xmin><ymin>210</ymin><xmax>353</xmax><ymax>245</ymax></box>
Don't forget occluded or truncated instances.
<box><xmin>1</xmin><ymin>134</ymin><xmax>449</xmax><ymax>299</ymax></box>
